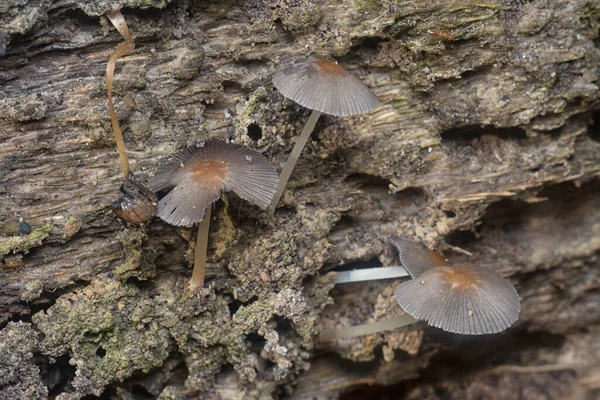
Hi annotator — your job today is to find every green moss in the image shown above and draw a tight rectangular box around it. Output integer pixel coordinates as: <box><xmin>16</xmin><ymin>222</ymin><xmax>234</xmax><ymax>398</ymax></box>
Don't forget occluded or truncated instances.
<box><xmin>33</xmin><ymin>280</ymin><xmax>172</xmax><ymax>396</ymax></box>
<box><xmin>238</xmin><ymin>87</ymin><xmax>269</xmax><ymax>127</ymax></box>
<box><xmin>0</xmin><ymin>224</ymin><xmax>52</xmax><ymax>258</ymax></box>
<box><xmin>31</xmin><ymin>276</ymin><xmax>296</xmax><ymax>397</ymax></box>
<box><xmin>355</xmin><ymin>0</ymin><xmax>384</xmax><ymax>13</ymax></box>
<box><xmin>115</xmin><ymin>228</ymin><xmax>155</xmax><ymax>281</ymax></box>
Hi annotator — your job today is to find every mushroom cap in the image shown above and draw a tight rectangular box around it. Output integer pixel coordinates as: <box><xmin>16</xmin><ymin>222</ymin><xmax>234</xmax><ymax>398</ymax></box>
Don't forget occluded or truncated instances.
<box><xmin>394</xmin><ymin>264</ymin><xmax>521</xmax><ymax>335</ymax></box>
<box><xmin>148</xmin><ymin>140</ymin><xmax>278</xmax><ymax>227</ymax></box>
<box><xmin>273</xmin><ymin>55</ymin><xmax>380</xmax><ymax>117</ymax></box>
<box><xmin>390</xmin><ymin>236</ymin><xmax>448</xmax><ymax>278</ymax></box>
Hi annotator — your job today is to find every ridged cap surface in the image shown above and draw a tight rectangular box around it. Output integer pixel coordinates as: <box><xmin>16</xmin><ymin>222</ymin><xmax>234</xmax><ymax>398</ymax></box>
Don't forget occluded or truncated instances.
<box><xmin>273</xmin><ymin>56</ymin><xmax>380</xmax><ymax>117</ymax></box>
<box><xmin>394</xmin><ymin>264</ymin><xmax>520</xmax><ymax>335</ymax></box>
<box><xmin>149</xmin><ymin>141</ymin><xmax>278</xmax><ymax>227</ymax></box>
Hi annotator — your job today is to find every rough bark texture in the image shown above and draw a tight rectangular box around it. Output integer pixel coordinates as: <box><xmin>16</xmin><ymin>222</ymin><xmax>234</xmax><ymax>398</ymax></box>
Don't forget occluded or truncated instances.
<box><xmin>0</xmin><ymin>0</ymin><xmax>599</xmax><ymax>399</ymax></box>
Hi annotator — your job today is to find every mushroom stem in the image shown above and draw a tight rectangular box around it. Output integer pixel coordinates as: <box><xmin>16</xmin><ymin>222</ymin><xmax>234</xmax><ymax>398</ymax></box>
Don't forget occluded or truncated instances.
<box><xmin>106</xmin><ymin>11</ymin><xmax>134</xmax><ymax>179</ymax></box>
<box><xmin>319</xmin><ymin>314</ymin><xmax>419</xmax><ymax>341</ymax></box>
<box><xmin>189</xmin><ymin>206</ymin><xmax>211</xmax><ymax>292</ymax></box>
<box><xmin>335</xmin><ymin>266</ymin><xmax>409</xmax><ymax>284</ymax></box>
<box><xmin>270</xmin><ymin>110</ymin><xmax>322</xmax><ymax>211</ymax></box>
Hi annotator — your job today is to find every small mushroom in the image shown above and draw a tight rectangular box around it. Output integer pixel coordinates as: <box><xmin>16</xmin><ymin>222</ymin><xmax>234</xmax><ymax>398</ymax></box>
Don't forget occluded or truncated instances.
<box><xmin>104</xmin><ymin>11</ymin><xmax>160</xmax><ymax>227</ymax></box>
<box><xmin>270</xmin><ymin>55</ymin><xmax>380</xmax><ymax>210</ymax></box>
<box><xmin>391</xmin><ymin>237</ymin><xmax>520</xmax><ymax>335</ymax></box>
<box><xmin>112</xmin><ymin>174</ymin><xmax>158</xmax><ymax>225</ymax></box>
<box><xmin>106</xmin><ymin>10</ymin><xmax>135</xmax><ymax>178</ymax></box>
<box><xmin>148</xmin><ymin>140</ymin><xmax>278</xmax><ymax>291</ymax></box>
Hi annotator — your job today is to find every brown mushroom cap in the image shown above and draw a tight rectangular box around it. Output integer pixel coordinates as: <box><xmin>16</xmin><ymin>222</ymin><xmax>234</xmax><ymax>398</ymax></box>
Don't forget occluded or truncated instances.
<box><xmin>148</xmin><ymin>140</ymin><xmax>278</xmax><ymax>227</ymax></box>
<box><xmin>273</xmin><ymin>55</ymin><xmax>380</xmax><ymax>117</ymax></box>
<box><xmin>389</xmin><ymin>236</ymin><xmax>448</xmax><ymax>278</ymax></box>
<box><xmin>394</xmin><ymin>264</ymin><xmax>521</xmax><ymax>335</ymax></box>
<box><xmin>112</xmin><ymin>174</ymin><xmax>157</xmax><ymax>225</ymax></box>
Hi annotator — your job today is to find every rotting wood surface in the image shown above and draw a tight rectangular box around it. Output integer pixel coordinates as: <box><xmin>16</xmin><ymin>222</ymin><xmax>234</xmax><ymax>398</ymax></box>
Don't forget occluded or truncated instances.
<box><xmin>0</xmin><ymin>0</ymin><xmax>599</xmax><ymax>399</ymax></box>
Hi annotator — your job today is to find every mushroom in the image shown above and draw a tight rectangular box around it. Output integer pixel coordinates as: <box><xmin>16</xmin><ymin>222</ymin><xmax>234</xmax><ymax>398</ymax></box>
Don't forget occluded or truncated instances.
<box><xmin>105</xmin><ymin>11</ymin><xmax>158</xmax><ymax>226</ymax></box>
<box><xmin>390</xmin><ymin>237</ymin><xmax>521</xmax><ymax>335</ymax></box>
<box><xmin>148</xmin><ymin>140</ymin><xmax>278</xmax><ymax>291</ymax></box>
<box><xmin>112</xmin><ymin>173</ymin><xmax>158</xmax><ymax>225</ymax></box>
<box><xmin>106</xmin><ymin>10</ymin><xmax>135</xmax><ymax>179</ymax></box>
<box><xmin>269</xmin><ymin>55</ymin><xmax>380</xmax><ymax>210</ymax></box>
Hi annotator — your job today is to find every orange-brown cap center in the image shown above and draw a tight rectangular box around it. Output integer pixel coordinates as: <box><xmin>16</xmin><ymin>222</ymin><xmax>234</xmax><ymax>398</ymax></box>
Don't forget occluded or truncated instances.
<box><xmin>313</xmin><ymin>59</ymin><xmax>347</xmax><ymax>76</ymax></box>
<box><xmin>190</xmin><ymin>159</ymin><xmax>228</xmax><ymax>188</ymax></box>
<box><xmin>442</xmin><ymin>268</ymin><xmax>478</xmax><ymax>291</ymax></box>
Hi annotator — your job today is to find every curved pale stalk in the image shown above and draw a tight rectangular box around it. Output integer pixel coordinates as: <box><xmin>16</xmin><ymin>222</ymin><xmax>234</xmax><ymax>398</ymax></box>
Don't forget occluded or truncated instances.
<box><xmin>189</xmin><ymin>206</ymin><xmax>211</xmax><ymax>292</ymax></box>
<box><xmin>335</xmin><ymin>266</ymin><xmax>409</xmax><ymax>284</ymax></box>
<box><xmin>270</xmin><ymin>110</ymin><xmax>321</xmax><ymax>211</ymax></box>
<box><xmin>106</xmin><ymin>11</ymin><xmax>135</xmax><ymax>178</ymax></box>
<box><xmin>319</xmin><ymin>314</ymin><xmax>418</xmax><ymax>341</ymax></box>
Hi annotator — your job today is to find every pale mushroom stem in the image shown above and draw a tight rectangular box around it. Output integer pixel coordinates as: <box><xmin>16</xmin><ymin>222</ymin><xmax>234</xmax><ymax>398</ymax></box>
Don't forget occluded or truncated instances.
<box><xmin>189</xmin><ymin>206</ymin><xmax>211</xmax><ymax>292</ymax></box>
<box><xmin>270</xmin><ymin>110</ymin><xmax>322</xmax><ymax>211</ymax></box>
<box><xmin>319</xmin><ymin>314</ymin><xmax>419</xmax><ymax>341</ymax></box>
<box><xmin>335</xmin><ymin>266</ymin><xmax>409</xmax><ymax>284</ymax></box>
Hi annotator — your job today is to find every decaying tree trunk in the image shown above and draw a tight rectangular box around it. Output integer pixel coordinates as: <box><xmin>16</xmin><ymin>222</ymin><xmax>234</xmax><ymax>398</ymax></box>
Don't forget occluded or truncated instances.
<box><xmin>1</xmin><ymin>0</ymin><xmax>599</xmax><ymax>399</ymax></box>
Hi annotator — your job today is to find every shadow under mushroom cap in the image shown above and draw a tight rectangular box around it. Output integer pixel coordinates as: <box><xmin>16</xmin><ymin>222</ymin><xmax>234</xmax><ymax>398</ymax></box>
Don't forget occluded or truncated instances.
<box><xmin>148</xmin><ymin>140</ymin><xmax>278</xmax><ymax>227</ymax></box>
<box><xmin>273</xmin><ymin>55</ymin><xmax>380</xmax><ymax>117</ymax></box>
<box><xmin>394</xmin><ymin>264</ymin><xmax>521</xmax><ymax>335</ymax></box>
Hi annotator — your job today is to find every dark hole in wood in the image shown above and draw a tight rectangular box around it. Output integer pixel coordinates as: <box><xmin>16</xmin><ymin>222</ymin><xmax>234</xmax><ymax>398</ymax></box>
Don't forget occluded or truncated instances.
<box><xmin>247</xmin><ymin>123</ymin><xmax>262</xmax><ymax>141</ymax></box>
<box><xmin>246</xmin><ymin>332</ymin><xmax>267</xmax><ymax>353</ymax></box>
<box><xmin>335</xmin><ymin>257</ymin><xmax>383</xmax><ymax>272</ymax></box>
<box><xmin>40</xmin><ymin>354</ymin><xmax>76</xmax><ymax>396</ymax></box>
<box><xmin>131</xmin><ymin>384</ymin><xmax>154</xmax><ymax>399</ymax></box>
<box><xmin>441</xmin><ymin>125</ymin><xmax>527</xmax><ymax>142</ymax></box>
<box><xmin>96</xmin><ymin>347</ymin><xmax>106</xmax><ymax>358</ymax></box>
<box><xmin>360</xmin><ymin>37</ymin><xmax>382</xmax><ymax>50</ymax></box>
<box><xmin>228</xmin><ymin>296</ymin><xmax>258</xmax><ymax>316</ymax></box>
<box><xmin>444</xmin><ymin>210</ymin><xmax>456</xmax><ymax>218</ymax></box>
<box><xmin>445</xmin><ymin>229</ymin><xmax>478</xmax><ymax>248</ymax></box>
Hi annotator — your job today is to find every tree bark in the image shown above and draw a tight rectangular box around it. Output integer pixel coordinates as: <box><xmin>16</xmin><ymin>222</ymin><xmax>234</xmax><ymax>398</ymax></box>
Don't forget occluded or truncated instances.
<box><xmin>0</xmin><ymin>0</ymin><xmax>599</xmax><ymax>399</ymax></box>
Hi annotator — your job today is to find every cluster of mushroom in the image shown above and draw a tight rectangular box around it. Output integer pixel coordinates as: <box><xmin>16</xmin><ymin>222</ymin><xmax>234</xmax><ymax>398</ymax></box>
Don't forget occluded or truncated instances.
<box><xmin>146</xmin><ymin>55</ymin><xmax>380</xmax><ymax>291</ymax></box>
<box><xmin>142</xmin><ymin>55</ymin><xmax>379</xmax><ymax>292</ymax></box>
<box><xmin>321</xmin><ymin>238</ymin><xmax>520</xmax><ymax>339</ymax></box>
<box><xmin>107</xmin><ymin>35</ymin><xmax>381</xmax><ymax>292</ymax></box>
<box><xmin>105</xmin><ymin>14</ymin><xmax>520</xmax><ymax>336</ymax></box>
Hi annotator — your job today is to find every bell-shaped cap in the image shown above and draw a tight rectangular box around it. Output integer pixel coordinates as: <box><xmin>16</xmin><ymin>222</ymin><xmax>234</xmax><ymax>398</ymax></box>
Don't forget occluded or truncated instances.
<box><xmin>394</xmin><ymin>264</ymin><xmax>520</xmax><ymax>335</ymax></box>
<box><xmin>273</xmin><ymin>55</ymin><xmax>380</xmax><ymax>117</ymax></box>
<box><xmin>390</xmin><ymin>236</ymin><xmax>448</xmax><ymax>278</ymax></box>
<box><xmin>148</xmin><ymin>140</ymin><xmax>278</xmax><ymax>227</ymax></box>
